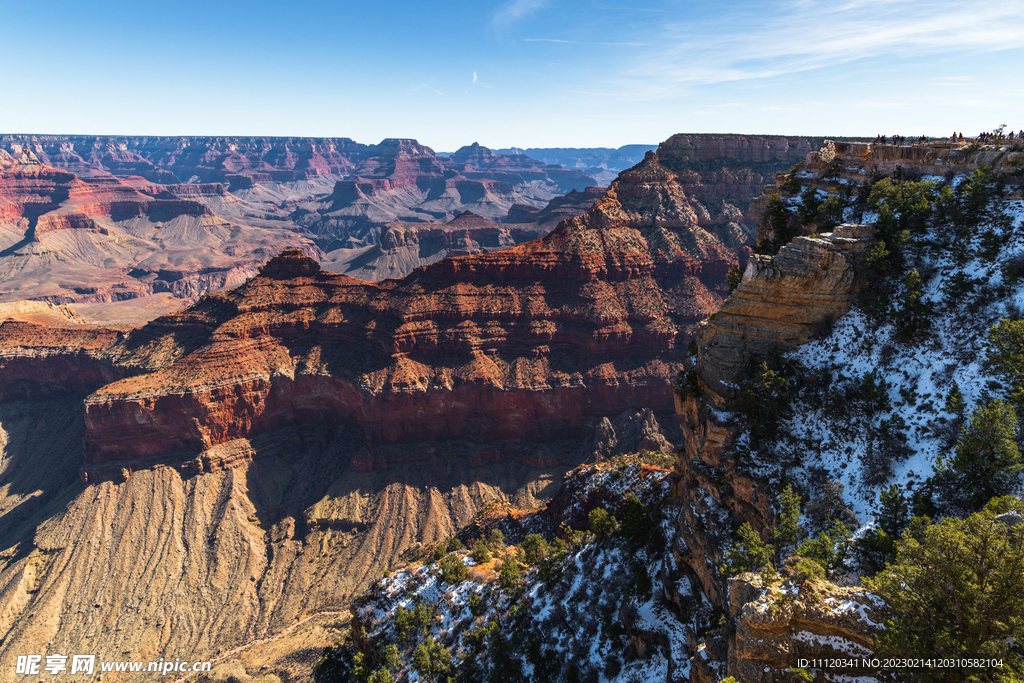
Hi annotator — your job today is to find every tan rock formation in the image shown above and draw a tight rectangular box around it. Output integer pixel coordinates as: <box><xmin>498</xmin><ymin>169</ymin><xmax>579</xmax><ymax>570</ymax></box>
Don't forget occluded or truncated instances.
<box><xmin>692</xmin><ymin>574</ymin><xmax>885</xmax><ymax>682</ymax></box>
<box><xmin>694</xmin><ymin>224</ymin><xmax>876</xmax><ymax>407</ymax></box>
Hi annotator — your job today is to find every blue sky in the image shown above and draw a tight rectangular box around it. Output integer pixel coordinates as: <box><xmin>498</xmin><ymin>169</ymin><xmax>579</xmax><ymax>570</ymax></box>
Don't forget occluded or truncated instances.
<box><xmin>2</xmin><ymin>0</ymin><xmax>1022</xmax><ymax>150</ymax></box>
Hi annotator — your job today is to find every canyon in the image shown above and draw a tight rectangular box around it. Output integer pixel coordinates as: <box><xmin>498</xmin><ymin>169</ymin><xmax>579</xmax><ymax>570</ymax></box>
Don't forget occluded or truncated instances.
<box><xmin>0</xmin><ymin>133</ymin><xmax>836</xmax><ymax>680</ymax></box>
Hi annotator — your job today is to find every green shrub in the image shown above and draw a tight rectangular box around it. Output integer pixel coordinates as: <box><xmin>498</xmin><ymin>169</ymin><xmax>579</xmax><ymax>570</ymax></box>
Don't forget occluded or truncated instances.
<box><xmin>438</xmin><ymin>554</ymin><xmax>469</xmax><ymax>584</ymax></box>
<box><xmin>467</xmin><ymin>593</ymin><xmax>486</xmax><ymax>617</ymax></box>
<box><xmin>589</xmin><ymin>508</ymin><xmax>617</xmax><ymax>537</ymax></box>
<box><xmin>471</xmin><ymin>539</ymin><xmax>491</xmax><ymax>564</ymax></box>
<box><xmin>796</xmin><ymin>520</ymin><xmax>853</xmax><ymax>576</ymax></box>
<box><xmin>790</xmin><ymin>557</ymin><xmax>825</xmax><ymax>583</ymax></box>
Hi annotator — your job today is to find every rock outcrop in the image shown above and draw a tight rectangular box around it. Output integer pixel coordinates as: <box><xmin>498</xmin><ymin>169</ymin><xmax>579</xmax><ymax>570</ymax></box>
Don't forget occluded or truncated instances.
<box><xmin>671</xmin><ymin>224</ymin><xmax>875</xmax><ymax>607</ymax></box>
<box><xmin>665</xmin><ymin>141</ymin><xmax>880</xmax><ymax>638</ymax></box>
<box><xmin>691</xmin><ymin>574</ymin><xmax>885</xmax><ymax>683</ymax></box>
<box><xmin>694</xmin><ymin>224</ymin><xmax>876</xmax><ymax>407</ymax></box>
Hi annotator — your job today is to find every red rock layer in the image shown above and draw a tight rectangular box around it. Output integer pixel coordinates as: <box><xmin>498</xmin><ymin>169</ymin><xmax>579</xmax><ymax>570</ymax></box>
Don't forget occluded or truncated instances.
<box><xmin>0</xmin><ymin>152</ymin><xmax>735</xmax><ymax>464</ymax></box>
<box><xmin>0</xmin><ymin>154</ymin><xmax>210</xmax><ymax>236</ymax></box>
<box><xmin>2</xmin><ymin>136</ymin><xmax>373</xmax><ymax>183</ymax></box>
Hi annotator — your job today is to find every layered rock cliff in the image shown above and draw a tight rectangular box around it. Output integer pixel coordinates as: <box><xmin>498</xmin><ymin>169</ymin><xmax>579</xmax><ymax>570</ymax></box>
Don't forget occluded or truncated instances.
<box><xmin>0</xmin><ymin>152</ymin><xmax>322</xmax><ymax>305</ymax></box>
<box><xmin>0</xmin><ymin>150</ymin><xmax>735</xmax><ymax>469</ymax></box>
<box><xmin>0</xmin><ymin>147</ymin><xmax>742</xmax><ymax>679</ymax></box>
<box><xmin>300</xmin><ymin>139</ymin><xmax>596</xmax><ymax>243</ymax></box>
<box><xmin>324</xmin><ymin>211</ymin><xmax>553</xmax><ymax>281</ymax></box>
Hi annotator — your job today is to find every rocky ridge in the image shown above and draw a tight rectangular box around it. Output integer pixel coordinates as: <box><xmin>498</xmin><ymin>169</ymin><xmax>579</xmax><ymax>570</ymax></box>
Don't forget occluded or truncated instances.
<box><xmin>0</xmin><ymin>147</ymin><xmax>741</xmax><ymax>677</ymax></box>
<box><xmin>672</xmin><ymin>140</ymin><xmax>1024</xmax><ymax>679</ymax></box>
<box><xmin>0</xmin><ymin>151</ymin><xmax>322</xmax><ymax>305</ymax></box>
<box><xmin>324</xmin><ymin>211</ymin><xmax>553</xmax><ymax>281</ymax></box>
<box><xmin>2</xmin><ymin>150</ymin><xmax>733</xmax><ymax>467</ymax></box>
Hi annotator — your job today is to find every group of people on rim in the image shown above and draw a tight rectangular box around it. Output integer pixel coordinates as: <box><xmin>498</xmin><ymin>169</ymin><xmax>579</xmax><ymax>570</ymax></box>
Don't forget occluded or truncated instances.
<box><xmin>873</xmin><ymin>130</ymin><xmax>1022</xmax><ymax>146</ymax></box>
<box><xmin>947</xmin><ymin>130</ymin><xmax>1022</xmax><ymax>144</ymax></box>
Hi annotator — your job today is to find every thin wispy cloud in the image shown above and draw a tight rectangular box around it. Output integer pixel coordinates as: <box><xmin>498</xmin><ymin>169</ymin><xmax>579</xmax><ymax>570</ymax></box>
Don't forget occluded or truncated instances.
<box><xmin>410</xmin><ymin>83</ymin><xmax>444</xmax><ymax>95</ymax></box>
<box><xmin>623</xmin><ymin>0</ymin><xmax>1024</xmax><ymax>94</ymax></box>
<box><xmin>596</xmin><ymin>6</ymin><xmax>674</xmax><ymax>11</ymax></box>
<box><xmin>472</xmin><ymin>71</ymin><xmax>478</xmax><ymax>84</ymax></box>
<box><xmin>524</xmin><ymin>38</ymin><xmax>645</xmax><ymax>46</ymax></box>
<box><xmin>491</xmin><ymin>0</ymin><xmax>549</xmax><ymax>33</ymax></box>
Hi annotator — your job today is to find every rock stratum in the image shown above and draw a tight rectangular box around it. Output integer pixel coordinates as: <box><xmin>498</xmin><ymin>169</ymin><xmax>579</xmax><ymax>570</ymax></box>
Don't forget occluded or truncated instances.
<box><xmin>0</xmin><ymin>151</ymin><xmax>735</xmax><ymax>466</ymax></box>
<box><xmin>1</xmin><ymin>136</ymin><xmax>598</xmax><ymax>246</ymax></box>
<box><xmin>0</xmin><ymin>149</ymin><xmax>322</xmax><ymax>307</ymax></box>
<box><xmin>0</xmin><ymin>147</ymin><xmax>743</xmax><ymax>678</ymax></box>
<box><xmin>0</xmin><ymin>134</ymin><xmax>831</xmax><ymax>311</ymax></box>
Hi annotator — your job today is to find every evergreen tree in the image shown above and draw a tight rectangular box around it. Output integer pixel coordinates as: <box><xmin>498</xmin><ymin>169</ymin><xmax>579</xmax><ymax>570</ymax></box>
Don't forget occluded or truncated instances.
<box><xmin>615</xmin><ymin>492</ymin><xmax>647</xmax><ymax>542</ymax></box>
<box><xmin>986</xmin><ymin>318</ymin><xmax>1024</xmax><ymax>383</ymax></box>
<box><xmin>945</xmin><ymin>384</ymin><xmax>966</xmax><ymax>420</ymax></box>
<box><xmin>382</xmin><ymin>645</ymin><xmax>403</xmax><ymax>673</ymax></box>
<box><xmin>815</xmin><ymin>193</ymin><xmax>843</xmax><ymax>230</ymax></box>
<box><xmin>723</xmin><ymin>523</ymin><xmax>773</xmax><ymax>576</ymax></box>
<box><xmin>726</xmin><ymin>266</ymin><xmax>743</xmax><ymax>294</ymax></box>
<box><xmin>737</xmin><ymin>361</ymin><xmax>792</xmax><ymax>446</ymax></box>
<box><xmin>937</xmin><ymin>399</ymin><xmax>1024</xmax><ymax>512</ymax></box>
<box><xmin>519</xmin><ymin>533</ymin><xmax>548</xmax><ymax>565</ymax></box>
<box><xmin>857</xmin><ymin>485</ymin><xmax>910</xmax><ymax>571</ymax></box>
<box><xmin>485</xmin><ymin>528</ymin><xmax>505</xmax><ymax>553</ymax></box>
<box><xmin>472</xmin><ymin>539</ymin><xmax>491</xmax><ymax>564</ymax></box>
<box><xmin>589</xmin><ymin>507</ymin><xmax>617</xmax><ymax>537</ymax></box>
<box><xmin>438</xmin><ymin>553</ymin><xmax>469</xmax><ymax>584</ymax></box>
<box><xmin>865</xmin><ymin>510</ymin><xmax>1024</xmax><ymax>682</ymax></box>
<box><xmin>412</xmin><ymin>639</ymin><xmax>452</xmax><ymax>683</ymax></box>
<box><xmin>773</xmin><ymin>484</ymin><xmax>801</xmax><ymax>562</ymax></box>
<box><xmin>896</xmin><ymin>268</ymin><xmax>930</xmax><ymax>339</ymax></box>
<box><xmin>498</xmin><ymin>556</ymin><xmax>522</xmax><ymax>592</ymax></box>
<box><xmin>798</xmin><ymin>186</ymin><xmax>823</xmax><ymax>225</ymax></box>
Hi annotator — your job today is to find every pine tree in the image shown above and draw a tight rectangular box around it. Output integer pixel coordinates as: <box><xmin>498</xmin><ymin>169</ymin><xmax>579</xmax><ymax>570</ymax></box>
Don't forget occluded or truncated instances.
<box><xmin>773</xmin><ymin>484</ymin><xmax>801</xmax><ymax>562</ymax></box>
<box><xmin>939</xmin><ymin>399</ymin><xmax>1024</xmax><ymax>512</ymax></box>
<box><xmin>723</xmin><ymin>523</ymin><xmax>773</xmax><ymax>576</ymax></box>
<box><xmin>412</xmin><ymin>639</ymin><xmax>452</xmax><ymax>683</ymax></box>
<box><xmin>865</xmin><ymin>510</ymin><xmax>1024</xmax><ymax>682</ymax></box>
<box><xmin>945</xmin><ymin>384</ymin><xmax>966</xmax><ymax>420</ymax></box>
<box><xmin>472</xmin><ymin>539</ymin><xmax>491</xmax><ymax>564</ymax></box>
<box><xmin>589</xmin><ymin>507</ymin><xmax>616</xmax><ymax>537</ymax></box>
<box><xmin>896</xmin><ymin>268</ymin><xmax>930</xmax><ymax>339</ymax></box>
